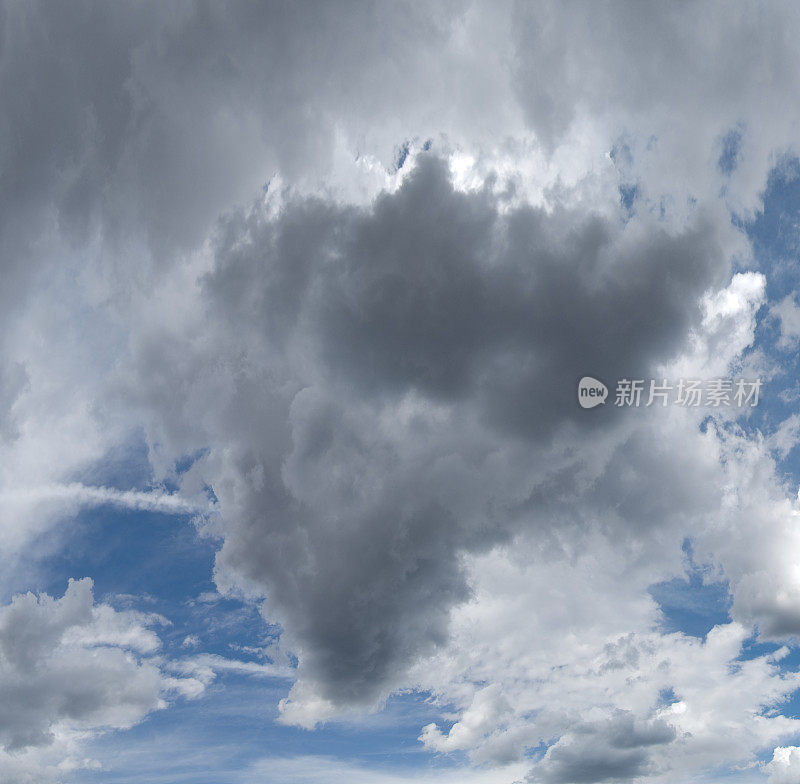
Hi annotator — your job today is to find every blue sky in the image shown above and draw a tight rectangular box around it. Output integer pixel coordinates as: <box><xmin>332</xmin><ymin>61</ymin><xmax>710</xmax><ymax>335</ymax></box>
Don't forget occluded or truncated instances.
<box><xmin>45</xmin><ymin>502</ymin><xmax>455</xmax><ymax>781</ymax></box>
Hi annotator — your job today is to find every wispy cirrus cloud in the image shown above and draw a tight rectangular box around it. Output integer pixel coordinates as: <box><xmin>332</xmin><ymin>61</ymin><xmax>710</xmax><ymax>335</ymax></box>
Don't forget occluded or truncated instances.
<box><xmin>0</xmin><ymin>483</ymin><xmax>208</xmax><ymax>515</ymax></box>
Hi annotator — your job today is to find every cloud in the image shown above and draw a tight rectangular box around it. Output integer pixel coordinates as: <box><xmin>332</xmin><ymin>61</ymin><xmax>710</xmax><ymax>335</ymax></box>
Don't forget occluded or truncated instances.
<box><xmin>0</xmin><ymin>578</ymin><xmax>159</xmax><ymax>750</ymax></box>
<box><xmin>529</xmin><ymin>712</ymin><xmax>676</xmax><ymax>784</ymax></box>
<box><xmin>239</xmin><ymin>755</ymin><xmax>528</xmax><ymax>784</ymax></box>
<box><xmin>169</xmin><ymin>652</ymin><xmax>293</xmax><ymax>685</ymax></box>
<box><xmin>0</xmin><ymin>0</ymin><xmax>502</xmax><ymax>562</ymax></box>
<box><xmin>110</xmin><ymin>147</ymin><xmax>795</xmax><ymax>777</ymax></box>
<box><xmin>181</xmin><ymin>634</ymin><xmax>201</xmax><ymax>649</ymax></box>
<box><xmin>771</xmin><ymin>295</ymin><xmax>800</xmax><ymax>350</ymax></box>
<box><xmin>112</xmin><ymin>152</ymin><xmax>738</xmax><ymax>720</ymax></box>
<box><xmin>0</xmin><ymin>578</ymin><xmax>202</xmax><ymax>781</ymax></box>
<box><xmin>5</xmin><ymin>2</ymin><xmax>800</xmax><ymax>781</ymax></box>
<box><xmin>510</xmin><ymin>1</ymin><xmax>800</xmax><ymax>215</ymax></box>
<box><xmin>0</xmin><ymin>483</ymin><xmax>207</xmax><ymax>516</ymax></box>
<box><xmin>416</xmin><ymin>539</ymin><xmax>800</xmax><ymax>776</ymax></box>
<box><xmin>766</xmin><ymin>413</ymin><xmax>800</xmax><ymax>458</ymax></box>
<box><xmin>766</xmin><ymin>746</ymin><xmax>800</xmax><ymax>784</ymax></box>
<box><xmin>420</xmin><ymin>684</ymin><xmax>512</xmax><ymax>755</ymax></box>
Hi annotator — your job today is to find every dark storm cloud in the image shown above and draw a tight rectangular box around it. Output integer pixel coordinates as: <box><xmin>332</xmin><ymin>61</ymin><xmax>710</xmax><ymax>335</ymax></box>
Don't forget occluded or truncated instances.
<box><xmin>0</xmin><ymin>0</ymin><xmax>477</xmax><ymax>470</ymax></box>
<box><xmin>170</xmin><ymin>154</ymin><xmax>731</xmax><ymax>706</ymax></box>
<box><xmin>0</xmin><ymin>0</ymin><xmax>736</xmax><ymax>712</ymax></box>
<box><xmin>209</xmin><ymin>155</ymin><xmax>727</xmax><ymax>437</ymax></box>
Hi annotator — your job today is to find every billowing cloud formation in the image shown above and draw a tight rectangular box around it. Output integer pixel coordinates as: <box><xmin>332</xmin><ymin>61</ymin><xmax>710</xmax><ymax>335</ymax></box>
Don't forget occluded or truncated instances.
<box><xmin>0</xmin><ymin>579</ymin><xmax>199</xmax><ymax>783</ymax></box>
<box><xmin>0</xmin><ymin>0</ymin><xmax>526</xmax><ymax>564</ymax></box>
<box><xmin>766</xmin><ymin>746</ymin><xmax>800</xmax><ymax>784</ymax></box>
<box><xmin>531</xmin><ymin>712</ymin><xmax>676</xmax><ymax>784</ymax></box>
<box><xmin>5</xmin><ymin>2</ymin><xmax>800</xmax><ymax>782</ymax></box>
<box><xmin>115</xmin><ymin>154</ymin><xmax>734</xmax><ymax>713</ymax></box>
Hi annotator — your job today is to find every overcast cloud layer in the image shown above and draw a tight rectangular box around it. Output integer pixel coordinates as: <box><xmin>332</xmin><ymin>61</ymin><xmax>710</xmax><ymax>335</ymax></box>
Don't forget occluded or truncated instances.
<box><xmin>7</xmin><ymin>2</ymin><xmax>800</xmax><ymax>782</ymax></box>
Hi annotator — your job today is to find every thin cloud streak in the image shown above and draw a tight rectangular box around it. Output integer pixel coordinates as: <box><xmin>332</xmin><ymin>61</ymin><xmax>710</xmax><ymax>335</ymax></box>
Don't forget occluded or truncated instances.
<box><xmin>0</xmin><ymin>483</ymin><xmax>210</xmax><ymax>516</ymax></box>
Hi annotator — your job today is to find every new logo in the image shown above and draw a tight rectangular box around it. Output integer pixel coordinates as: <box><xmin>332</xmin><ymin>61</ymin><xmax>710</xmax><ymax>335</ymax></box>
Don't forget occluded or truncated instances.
<box><xmin>578</xmin><ymin>376</ymin><xmax>608</xmax><ymax>409</ymax></box>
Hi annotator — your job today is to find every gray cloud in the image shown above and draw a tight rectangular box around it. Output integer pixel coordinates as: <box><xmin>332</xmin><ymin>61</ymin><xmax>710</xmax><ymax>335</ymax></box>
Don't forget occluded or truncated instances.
<box><xmin>118</xmin><ymin>153</ymin><xmax>734</xmax><ymax>709</ymax></box>
<box><xmin>531</xmin><ymin>712</ymin><xmax>676</xmax><ymax>784</ymax></box>
<box><xmin>207</xmin><ymin>155</ymin><xmax>727</xmax><ymax>434</ymax></box>
<box><xmin>0</xmin><ymin>578</ymin><xmax>164</xmax><ymax>752</ymax></box>
<box><xmin>6</xmin><ymin>2</ymin><xmax>800</xmax><ymax>778</ymax></box>
<box><xmin>0</xmin><ymin>0</ymin><xmax>503</xmax><ymax>277</ymax></box>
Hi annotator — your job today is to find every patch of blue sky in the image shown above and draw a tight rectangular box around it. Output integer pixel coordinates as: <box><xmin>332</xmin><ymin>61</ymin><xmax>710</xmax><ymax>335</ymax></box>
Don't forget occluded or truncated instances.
<box><xmin>395</xmin><ymin>140</ymin><xmax>411</xmax><ymax>171</ymax></box>
<box><xmin>522</xmin><ymin>740</ymin><xmax>550</xmax><ymax>765</ymax></box>
<box><xmin>619</xmin><ymin>183</ymin><xmax>638</xmax><ymax>216</ymax></box>
<box><xmin>71</xmin><ymin>428</ymin><xmax>155</xmax><ymax>491</ymax></box>
<box><xmin>36</xmin><ymin>503</ymin><xmax>261</xmax><ymax>654</ymax></box>
<box><xmin>610</xmin><ymin>137</ymin><xmax>639</xmax><ymax>220</ymax></box>
<box><xmin>73</xmin><ymin>427</ymin><xmax>209</xmax><ymax>494</ymax></box>
<box><xmin>718</xmin><ymin>126</ymin><xmax>744</xmax><ymax>176</ymax></box>
<box><xmin>31</xmin><ymin>439</ymin><xmax>275</xmax><ymax>661</ymax></box>
<box><xmin>656</xmin><ymin>686</ymin><xmax>678</xmax><ymax>707</ymax></box>
<box><xmin>648</xmin><ymin>542</ymin><xmax>731</xmax><ymax>639</ymax></box>
<box><xmin>392</xmin><ymin>138</ymin><xmax>433</xmax><ymax>171</ymax></box>
<box><xmin>769</xmin><ymin>683</ymin><xmax>800</xmax><ymax>722</ymax></box>
<box><xmin>695</xmin><ymin>759</ymin><xmax>774</xmax><ymax>784</ymax></box>
<box><xmin>67</xmin><ymin>684</ymin><xmax>462</xmax><ymax>784</ymax></box>
<box><xmin>736</xmin><ymin>158</ymin><xmax>800</xmax><ymax>477</ymax></box>
<box><xmin>744</xmin><ymin>157</ymin><xmax>800</xmax><ymax>283</ymax></box>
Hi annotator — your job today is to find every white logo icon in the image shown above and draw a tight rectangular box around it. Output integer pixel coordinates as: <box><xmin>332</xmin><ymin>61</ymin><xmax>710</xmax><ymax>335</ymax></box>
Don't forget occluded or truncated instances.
<box><xmin>578</xmin><ymin>376</ymin><xmax>608</xmax><ymax>408</ymax></box>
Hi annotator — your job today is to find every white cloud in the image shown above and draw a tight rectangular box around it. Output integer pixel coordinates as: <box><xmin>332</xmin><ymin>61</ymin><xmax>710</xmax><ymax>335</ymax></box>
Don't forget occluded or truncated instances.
<box><xmin>0</xmin><ymin>482</ymin><xmax>207</xmax><ymax>516</ymax></box>
<box><xmin>767</xmin><ymin>414</ymin><xmax>800</xmax><ymax>459</ymax></box>
<box><xmin>765</xmin><ymin>746</ymin><xmax>800</xmax><ymax>784</ymax></box>
<box><xmin>0</xmin><ymin>578</ymin><xmax>203</xmax><ymax>782</ymax></box>
<box><xmin>169</xmin><ymin>652</ymin><xmax>293</xmax><ymax>685</ymax></box>
<box><xmin>772</xmin><ymin>295</ymin><xmax>800</xmax><ymax>350</ymax></box>
<box><xmin>239</xmin><ymin>755</ymin><xmax>528</xmax><ymax>784</ymax></box>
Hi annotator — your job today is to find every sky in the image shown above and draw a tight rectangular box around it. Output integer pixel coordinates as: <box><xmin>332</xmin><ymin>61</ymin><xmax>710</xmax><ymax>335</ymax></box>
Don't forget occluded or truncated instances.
<box><xmin>8</xmin><ymin>1</ymin><xmax>800</xmax><ymax>782</ymax></box>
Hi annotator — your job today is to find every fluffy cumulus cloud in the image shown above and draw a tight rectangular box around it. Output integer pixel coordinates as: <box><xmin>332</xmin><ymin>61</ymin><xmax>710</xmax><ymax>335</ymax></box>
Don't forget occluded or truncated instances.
<box><xmin>0</xmin><ymin>579</ymin><xmax>202</xmax><ymax>783</ymax></box>
<box><xmin>6</xmin><ymin>1</ymin><xmax>800</xmax><ymax>782</ymax></box>
<box><xmin>766</xmin><ymin>746</ymin><xmax>800</xmax><ymax>784</ymax></box>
